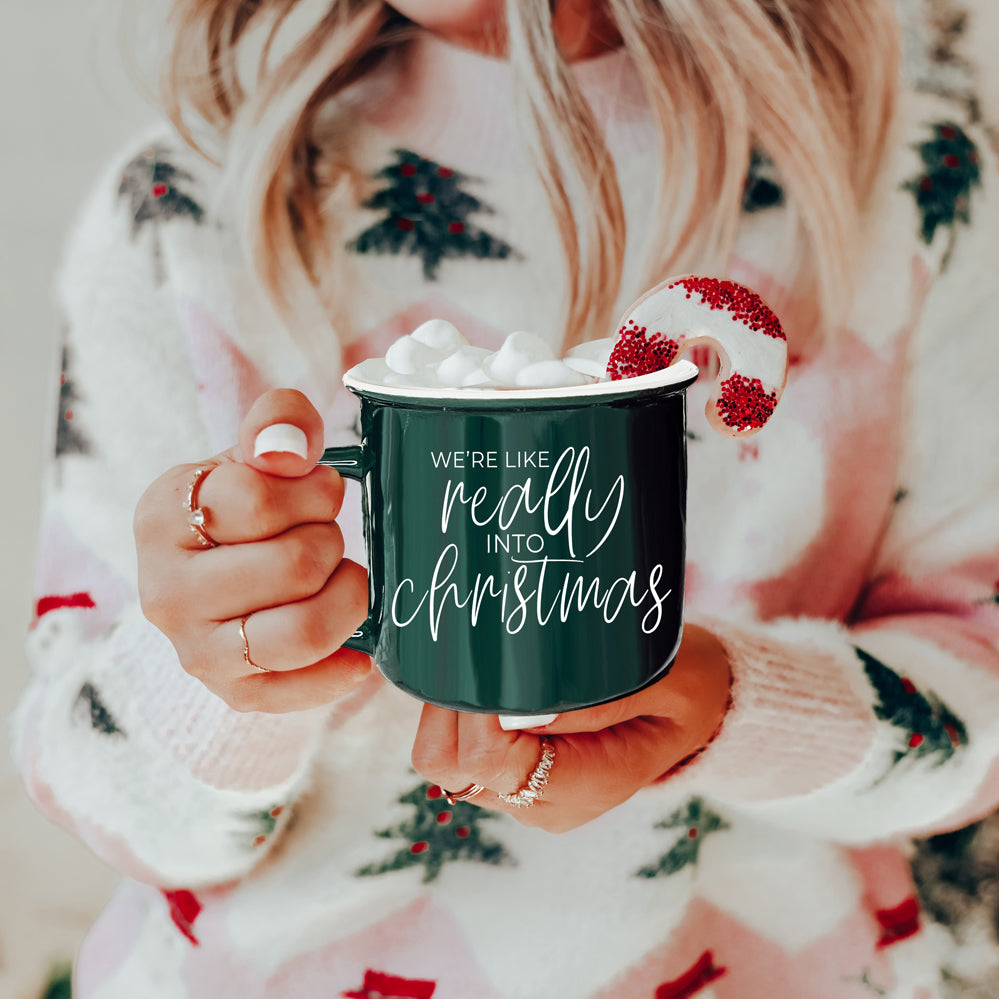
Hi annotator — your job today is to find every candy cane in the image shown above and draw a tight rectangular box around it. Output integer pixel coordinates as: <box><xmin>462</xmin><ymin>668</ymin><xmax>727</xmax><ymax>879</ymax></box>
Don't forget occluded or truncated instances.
<box><xmin>607</xmin><ymin>275</ymin><xmax>789</xmax><ymax>437</ymax></box>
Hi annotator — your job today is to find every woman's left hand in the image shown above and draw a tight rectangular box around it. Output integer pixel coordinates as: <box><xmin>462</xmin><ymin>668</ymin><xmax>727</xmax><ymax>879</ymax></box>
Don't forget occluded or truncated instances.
<box><xmin>410</xmin><ymin>624</ymin><xmax>732</xmax><ymax>832</ymax></box>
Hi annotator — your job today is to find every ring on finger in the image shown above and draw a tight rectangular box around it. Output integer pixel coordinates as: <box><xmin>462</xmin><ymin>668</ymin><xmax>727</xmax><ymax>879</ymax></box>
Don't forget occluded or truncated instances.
<box><xmin>186</xmin><ymin>466</ymin><xmax>219</xmax><ymax>548</ymax></box>
<box><xmin>240</xmin><ymin>614</ymin><xmax>272</xmax><ymax>673</ymax></box>
<box><xmin>443</xmin><ymin>783</ymin><xmax>486</xmax><ymax>805</ymax></box>
<box><xmin>497</xmin><ymin>737</ymin><xmax>555</xmax><ymax>808</ymax></box>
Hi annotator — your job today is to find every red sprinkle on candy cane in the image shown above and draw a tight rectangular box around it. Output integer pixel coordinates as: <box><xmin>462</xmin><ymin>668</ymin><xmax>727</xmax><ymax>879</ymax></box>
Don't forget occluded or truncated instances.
<box><xmin>607</xmin><ymin>321</ymin><xmax>680</xmax><ymax>380</ymax></box>
<box><xmin>673</xmin><ymin>276</ymin><xmax>786</xmax><ymax>340</ymax></box>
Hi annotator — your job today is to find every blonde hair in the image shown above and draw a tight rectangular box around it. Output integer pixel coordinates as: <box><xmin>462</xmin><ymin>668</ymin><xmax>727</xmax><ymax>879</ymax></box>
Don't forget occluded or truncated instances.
<box><xmin>162</xmin><ymin>0</ymin><xmax>900</xmax><ymax>369</ymax></box>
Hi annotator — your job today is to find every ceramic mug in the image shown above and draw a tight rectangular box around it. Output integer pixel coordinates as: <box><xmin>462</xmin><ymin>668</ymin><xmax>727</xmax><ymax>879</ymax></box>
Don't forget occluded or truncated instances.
<box><xmin>320</xmin><ymin>276</ymin><xmax>788</xmax><ymax>713</ymax></box>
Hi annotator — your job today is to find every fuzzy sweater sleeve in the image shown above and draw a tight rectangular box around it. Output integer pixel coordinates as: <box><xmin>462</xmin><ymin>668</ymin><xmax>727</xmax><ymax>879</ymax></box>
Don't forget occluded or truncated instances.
<box><xmin>671</xmin><ymin>114</ymin><xmax>999</xmax><ymax>842</ymax></box>
<box><xmin>10</xmin><ymin>133</ymin><xmax>338</xmax><ymax>889</ymax></box>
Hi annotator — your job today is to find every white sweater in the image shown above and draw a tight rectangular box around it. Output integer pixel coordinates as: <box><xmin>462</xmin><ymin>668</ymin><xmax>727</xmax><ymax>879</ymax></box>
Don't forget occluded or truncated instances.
<box><xmin>13</xmin><ymin>27</ymin><xmax>999</xmax><ymax>999</ymax></box>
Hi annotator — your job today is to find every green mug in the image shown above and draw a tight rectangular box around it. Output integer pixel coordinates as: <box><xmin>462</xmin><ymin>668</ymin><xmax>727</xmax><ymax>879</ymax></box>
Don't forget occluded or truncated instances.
<box><xmin>320</xmin><ymin>360</ymin><xmax>700</xmax><ymax>714</ymax></box>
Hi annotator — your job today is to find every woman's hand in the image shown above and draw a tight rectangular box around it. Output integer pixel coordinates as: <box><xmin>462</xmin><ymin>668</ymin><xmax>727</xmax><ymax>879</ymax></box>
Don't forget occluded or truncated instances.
<box><xmin>411</xmin><ymin>624</ymin><xmax>731</xmax><ymax>832</ymax></box>
<box><xmin>135</xmin><ymin>389</ymin><xmax>371</xmax><ymax>713</ymax></box>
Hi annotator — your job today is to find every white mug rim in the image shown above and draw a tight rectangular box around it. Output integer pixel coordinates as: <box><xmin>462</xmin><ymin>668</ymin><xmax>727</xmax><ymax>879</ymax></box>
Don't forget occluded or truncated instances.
<box><xmin>343</xmin><ymin>358</ymin><xmax>700</xmax><ymax>402</ymax></box>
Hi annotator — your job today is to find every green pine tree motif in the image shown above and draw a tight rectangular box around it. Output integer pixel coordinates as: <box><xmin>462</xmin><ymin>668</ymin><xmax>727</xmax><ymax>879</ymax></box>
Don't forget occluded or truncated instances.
<box><xmin>241</xmin><ymin>803</ymin><xmax>287</xmax><ymax>849</ymax></box>
<box><xmin>356</xmin><ymin>781</ymin><xmax>513</xmax><ymax>884</ymax></box>
<box><xmin>118</xmin><ymin>145</ymin><xmax>205</xmax><ymax>237</ymax></box>
<box><xmin>350</xmin><ymin>150</ymin><xmax>517</xmax><ymax>280</ymax></box>
<box><xmin>74</xmin><ymin>683</ymin><xmax>126</xmax><ymax>737</ymax></box>
<box><xmin>56</xmin><ymin>344</ymin><xmax>91</xmax><ymax>458</ymax></box>
<box><xmin>903</xmin><ymin>120</ymin><xmax>982</xmax><ymax>268</ymax></box>
<box><xmin>635</xmin><ymin>797</ymin><xmax>729</xmax><ymax>879</ymax></box>
<box><xmin>856</xmin><ymin>647</ymin><xmax>968</xmax><ymax>780</ymax></box>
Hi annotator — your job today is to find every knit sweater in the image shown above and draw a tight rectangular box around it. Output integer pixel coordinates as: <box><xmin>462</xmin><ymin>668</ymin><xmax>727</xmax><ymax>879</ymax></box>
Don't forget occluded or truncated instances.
<box><xmin>13</xmin><ymin>25</ymin><xmax>999</xmax><ymax>999</ymax></box>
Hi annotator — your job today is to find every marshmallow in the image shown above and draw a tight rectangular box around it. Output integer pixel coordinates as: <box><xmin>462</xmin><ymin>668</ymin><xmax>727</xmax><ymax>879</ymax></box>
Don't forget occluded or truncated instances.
<box><xmin>347</xmin><ymin>322</ymin><xmax>621</xmax><ymax>391</ymax></box>
<box><xmin>410</xmin><ymin>318</ymin><xmax>466</xmax><ymax>353</ymax></box>
<box><xmin>384</xmin><ymin>335</ymin><xmax>448</xmax><ymax>375</ymax></box>
<box><xmin>514</xmin><ymin>360</ymin><xmax>590</xmax><ymax>388</ymax></box>
<box><xmin>564</xmin><ymin>338</ymin><xmax>615</xmax><ymax>379</ymax></box>
<box><xmin>436</xmin><ymin>346</ymin><xmax>492</xmax><ymax>387</ymax></box>
<box><xmin>483</xmin><ymin>331</ymin><xmax>555</xmax><ymax>385</ymax></box>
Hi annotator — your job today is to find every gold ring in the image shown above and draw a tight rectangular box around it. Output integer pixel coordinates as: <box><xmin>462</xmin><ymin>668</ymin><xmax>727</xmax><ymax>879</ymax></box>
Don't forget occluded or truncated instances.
<box><xmin>497</xmin><ymin>737</ymin><xmax>555</xmax><ymax>808</ymax></box>
<box><xmin>186</xmin><ymin>467</ymin><xmax>219</xmax><ymax>548</ymax></box>
<box><xmin>443</xmin><ymin>783</ymin><xmax>486</xmax><ymax>805</ymax></box>
<box><xmin>240</xmin><ymin>614</ymin><xmax>271</xmax><ymax>673</ymax></box>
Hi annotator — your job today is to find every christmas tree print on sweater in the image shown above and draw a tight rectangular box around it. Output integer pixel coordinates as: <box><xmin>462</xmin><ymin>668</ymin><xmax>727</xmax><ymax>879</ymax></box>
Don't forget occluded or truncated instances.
<box><xmin>56</xmin><ymin>345</ymin><xmax>91</xmax><ymax>458</ymax></box>
<box><xmin>350</xmin><ymin>150</ymin><xmax>517</xmax><ymax>279</ymax></box>
<box><xmin>636</xmin><ymin>798</ymin><xmax>729</xmax><ymax>879</ymax></box>
<box><xmin>356</xmin><ymin>781</ymin><xmax>512</xmax><ymax>883</ymax></box>
<box><xmin>903</xmin><ymin>120</ymin><xmax>981</xmax><ymax>268</ymax></box>
<box><xmin>855</xmin><ymin>647</ymin><xmax>968</xmax><ymax>782</ymax></box>
<box><xmin>118</xmin><ymin>144</ymin><xmax>205</xmax><ymax>282</ymax></box>
<box><xmin>73</xmin><ymin>682</ymin><xmax>125</xmax><ymax>737</ymax></box>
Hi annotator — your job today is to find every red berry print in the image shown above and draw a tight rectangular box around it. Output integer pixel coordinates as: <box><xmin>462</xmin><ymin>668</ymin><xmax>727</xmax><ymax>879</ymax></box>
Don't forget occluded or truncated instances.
<box><xmin>151</xmin><ymin>182</ymin><xmax>168</xmax><ymax>198</ymax></box>
<box><xmin>716</xmin><ymin>373</ymin><xmax>778</xmax><ymax>431</ymax></box>
<box><xmin>426</xmin><ymin>785</ymin><xmax>443</xmax><ymax>800</ymax></box>
<box><xmin>35</xmin><ymin>592</ymin><xmax>96</xmax><ymax>619</ymax></box>
<box><xmin>606</xmin><ymin>319</ymin><xmax>680</xmax><ymax>380</ymax></box>
<box><xmin>944</xmin><ymin>154</ymin><xmax>961</xmax><ymax>168</ymax></box>
<box><xmin>396</xmin><ymin>217</ymin><xmax>415</xmax><ymax>231</ymax></box>
<box><xmin>455</xmin><ymin>826</ymin><xmax>470</xmax><ymax>838</ymax></box>
<box><xmin>437</xmin><ymin>166</ymin><xmax>453</xmax><ymax>178</ymax></box>
<box><xmin>436</xmin><ymin>811</ymin><xmax>452</xmax><ymax>825</ymax></box>
<box><xmin>448</xmin><ymin>221</ymin><xmax>465</xmax><ymax>234</ymax></box>
<box><xmin>162</xmin><ymin>889</ymin><xmax>202</xmax><ymax>946</ymax></box>
<box><xmin>909</xmin><ymin>733</ymin><xmax>924</xmax><ymax>749</ymax></box>
<box><xmin>655</xmin><ymin>951</ymin><xmax>727</xmax><ymax>999</ymax></box>
<box><xmin>416</xmin><ymin>192</ymin><xmax>435</xmax><ymax>204</ymax></box>
<box><xmin>400</xmin><ymin>163</ymin><xmax>417</xmax><ymax>177</ymax></box>
<box><xmin>876</xmin><ymin>897</ymin><xmax>921</xmax><ymax>948</ymax></box>
<box><xmin>410</xmin><ymin>841</ymin><xmax>429</xmax><ymax>855</ymax></box>
<box><xmin>342</xmin><ymin>969</ymin><xmax>436</xmax><ymax>999</ymax></box>
<box><xmin>673</xmin><ymin>276</ymin><xmax>785</xmax><ymax>340</ymax></box>
<box><xmin>901</xmin><ymin>678</ymin><xmax>916</xmax><ymax>694</ymax></box>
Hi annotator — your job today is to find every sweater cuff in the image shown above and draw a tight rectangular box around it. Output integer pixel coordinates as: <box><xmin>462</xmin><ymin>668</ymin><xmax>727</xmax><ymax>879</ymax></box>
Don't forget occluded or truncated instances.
<box><xmin>112</xmin><ymin>606</ymin><xmax>330</xmax><ymax>791</ymax></box>
<box><xmin>670</xmin><ymin>616</ymin><xmax>877</xmax><ymax>802</ymax></box>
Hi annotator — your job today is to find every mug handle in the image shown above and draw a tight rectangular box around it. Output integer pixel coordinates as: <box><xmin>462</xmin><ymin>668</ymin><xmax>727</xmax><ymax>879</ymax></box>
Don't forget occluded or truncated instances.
<box><xmin>319</xmin><ymin>444</ymin><xmax>376</xmax><ymax>657</ymax></box>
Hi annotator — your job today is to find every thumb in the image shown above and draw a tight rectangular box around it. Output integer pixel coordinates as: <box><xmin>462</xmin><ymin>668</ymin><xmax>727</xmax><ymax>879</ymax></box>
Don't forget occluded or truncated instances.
<box><xmin>237</xmin><ymin>389</ymin><xmax>325</xmax><ymax>478</ymax></box>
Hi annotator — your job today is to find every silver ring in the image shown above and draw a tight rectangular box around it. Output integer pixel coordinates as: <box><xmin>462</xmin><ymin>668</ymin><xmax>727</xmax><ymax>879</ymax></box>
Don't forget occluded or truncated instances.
<box><xmin>497</xmin><ymin>737</ymin><xmax>555</xmax><ymax>808</ymax></box>
<box><xmin>186</xmin><ymin>467</ymin><xmax>218</xmax><ymax>548</ymax></box>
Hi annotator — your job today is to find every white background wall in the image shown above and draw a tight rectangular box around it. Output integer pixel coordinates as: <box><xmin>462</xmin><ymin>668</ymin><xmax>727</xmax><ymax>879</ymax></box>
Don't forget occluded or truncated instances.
<box><xmin>2</xmin><ymin>3</ymin><xmax>999</xmax><ymax>998</ymax></box>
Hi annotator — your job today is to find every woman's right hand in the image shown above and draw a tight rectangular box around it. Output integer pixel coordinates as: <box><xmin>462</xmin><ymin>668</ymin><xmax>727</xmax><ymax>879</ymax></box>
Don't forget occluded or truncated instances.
<box><xmin>134</xmin><ymin>389</ymin><xmax>371</xmax><ymax>713</ymax></box>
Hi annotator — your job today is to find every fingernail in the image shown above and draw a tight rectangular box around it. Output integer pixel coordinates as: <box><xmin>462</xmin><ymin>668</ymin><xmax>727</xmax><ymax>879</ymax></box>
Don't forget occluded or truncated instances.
<box><xmin>498</xmin><ymin>713</ymin><xmax>558</xmax><ymax>731</ymax></box>
<box><xmin>254</xmin><ymin>423</ymin><xmax>308</xmax><ymax>459</ymax></box>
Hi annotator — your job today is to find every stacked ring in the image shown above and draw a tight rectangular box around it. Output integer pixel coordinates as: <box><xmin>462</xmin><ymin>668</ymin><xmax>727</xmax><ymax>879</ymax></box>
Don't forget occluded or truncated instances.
<box><xmin>497</xmin><ymin>737</ymin><xmax>555</xmax><ymax>808</ymax></box>
<box><xmin>186</xmin><ymin>467</ymin><xmax>219</xmax><ymax>548</ymax></box>
<box><xmin>443</xmin><ymin>784</ymin><xmax>486</xmax><ymax>805</ymax></box>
